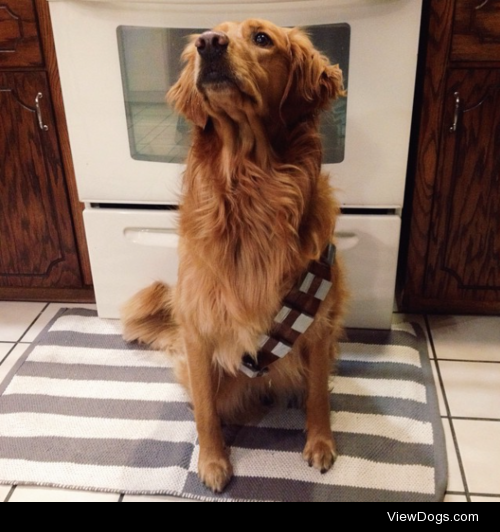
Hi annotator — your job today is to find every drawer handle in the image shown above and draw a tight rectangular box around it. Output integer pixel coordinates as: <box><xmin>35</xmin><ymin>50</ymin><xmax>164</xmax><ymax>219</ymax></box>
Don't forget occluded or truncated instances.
<box><xmin>335</xmin><ymin>231</ymin><xmax>360</xmax><ymax>251</ymax></box>
<box><xmin>449</xmin><ymin>92</ymin><xmax>461</xmax><ymax>133</ymax></box>
<box><xmin>35</xmin><ymin>93</ymin><xmax>49</xmax><ymax>132</ymax></box>
<box><xmin>124</xmin><ymin>228</ymin><xmax>179</xmax><ymax>247</ymax></box>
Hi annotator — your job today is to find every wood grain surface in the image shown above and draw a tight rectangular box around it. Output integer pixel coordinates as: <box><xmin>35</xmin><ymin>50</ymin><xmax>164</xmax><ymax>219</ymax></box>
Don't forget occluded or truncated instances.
<box><xmin>402</xmin><ymin>0</ymin><xmax>456</xmax><ymax>306</ymax></box>
<box><xmin>0</xmin><ymin>0</ymin><xmax>43</xmax><ymax>68</ymax></box>
<box><xmin>400</xmin><ymin>0</ymin><xmax>500</xmax><ymax>313</ymax></box>
<box><xmin>0</xmin><ymin>71</ymin><xmax>82</xmax><ymax>288</ymax></box>
<box><xmin>452</xmin><ymin>0</ymin><xmax>500</xmax><ymax>61</ymax></box>
<box><xmin>34</xmin><ymin>0</ymin><xmax>94</xmax><ymax>286</ymax></box>
<box><xmin>425</xmin><ymin>69</ymin><xmax>500</xmax><ymax>299</ymax></box>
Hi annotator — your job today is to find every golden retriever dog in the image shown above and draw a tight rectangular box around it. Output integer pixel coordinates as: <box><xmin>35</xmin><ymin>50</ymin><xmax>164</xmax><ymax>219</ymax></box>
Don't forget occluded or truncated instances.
<box><xmin>122</xmin><ymin>19</ymin><xmax>346</xmax><ymax>493</ymax></box>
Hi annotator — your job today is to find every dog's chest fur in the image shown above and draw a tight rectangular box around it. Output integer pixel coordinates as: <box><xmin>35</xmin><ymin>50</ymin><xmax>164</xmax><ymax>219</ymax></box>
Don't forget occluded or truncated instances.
<box><xmin>174</xmin><ymin>152</ymin><xmax>310</xmax><ymax>374</ymax></box>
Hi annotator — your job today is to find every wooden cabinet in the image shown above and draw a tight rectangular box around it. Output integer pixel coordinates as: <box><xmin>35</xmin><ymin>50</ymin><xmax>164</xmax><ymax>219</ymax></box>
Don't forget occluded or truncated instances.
<box><xmin>0</xmin><ymin>0</ymin><xmax>94</xmax><ymax>301</ymax></box>
<box><xmin>0</xmin><ymin>72</ymin><xmax>82</xmax><ymax>288</ymax></box>
<box><xmin>399</xmin><ymin>0</ymin><xmax>500</xmax><ymax>313</ymax></box>
<box><xmin>451</xmin><ymin>0</ymin><xmax>500</xmax><ymax>61</ymax></box>
<box><xmin>0</xmin><ymin>0</ymin><xmax>43</xmax><ymax>68</ymax></box>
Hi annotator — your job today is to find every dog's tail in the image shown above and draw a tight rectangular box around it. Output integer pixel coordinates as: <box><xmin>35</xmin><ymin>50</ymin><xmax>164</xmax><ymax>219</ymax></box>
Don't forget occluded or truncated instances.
<box><xmin>121</xmin><ymin>282</ymin><xmax>182</xmax><ymax>354</ymax></box>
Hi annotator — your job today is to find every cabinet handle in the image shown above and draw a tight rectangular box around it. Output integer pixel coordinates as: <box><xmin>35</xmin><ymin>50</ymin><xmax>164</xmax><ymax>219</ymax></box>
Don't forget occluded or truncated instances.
<box><xmin>35</xmin><ymin>93</ymin><xmax>49</xmax><ymax>132</ymax></box>
<box><xmin>475</xmin><ymin>0</ymin><xmax>489</xmax><ymax>10</ymax></box>
<box><xmin>449</xmin><ymin>92</ymin><xmax>461</xmax><ymax>133</ymax></box>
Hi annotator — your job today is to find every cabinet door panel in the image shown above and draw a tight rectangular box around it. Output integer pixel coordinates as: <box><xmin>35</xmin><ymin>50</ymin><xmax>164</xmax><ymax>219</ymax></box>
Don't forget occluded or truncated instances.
<box><xmin>452</xmin><ymin>0</ymin><xmax>500</xmax><ymax>61</ymax></box>
<box><xmin>0</xmin><ymin>0</ymin><xmax>42</xmax><ymax>68</ymax></box>
<box><xmin>0</xmin><ymin>72</ymin><xmax>82</xmax><ymax>288</ymax></box>
<box><xmin>424</xmin><ymin>69</ymin><xmax>500</xmax><ymax>301</ymax></box>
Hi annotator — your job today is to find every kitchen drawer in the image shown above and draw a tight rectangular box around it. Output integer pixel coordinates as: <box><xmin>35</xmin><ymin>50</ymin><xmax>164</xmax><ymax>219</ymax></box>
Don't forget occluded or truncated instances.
<box><xmin>0</xmin><ymin>0</ymin><xmax>43</xmax><ymax>68</ymax></box>
<box><xmin>336</xmin><ymin>214</ymin><xmax>401</xmax><ymax>330</ymax></box>
<box><xmin>451</xmin><ymin>0</ymin><xmax>500</xmax><ymax>62</ymax></box>
<box><xmin>85</xmin><ymin>208</ymin><xmax>400</xmax><ymax>330</ymax></box>
<box><xmin>83</xmin><ymin>208</ymin><xmax>180</xmax><ymax>319</ymax></box>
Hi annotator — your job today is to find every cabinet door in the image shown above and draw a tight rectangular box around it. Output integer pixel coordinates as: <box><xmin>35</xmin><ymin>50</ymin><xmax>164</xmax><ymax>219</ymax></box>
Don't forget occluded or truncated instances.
<box><xmin>452</xmin><ymin>0</ymin><xmax>500</xmax><ymax>61</ymax></box>
<box><xmin>0</xmin><ymin>72</ymin><xmax>83</xmax><ymax>288</ymax></box>
<box><xmin>424</xmin><ymin>69</ymin><xmax>500</xmax><ymax>302</ymax></box>
<box><xmin>0</xmin><ymin>0</ymin><xmax>42</xmax><ymax>68</ymax></box>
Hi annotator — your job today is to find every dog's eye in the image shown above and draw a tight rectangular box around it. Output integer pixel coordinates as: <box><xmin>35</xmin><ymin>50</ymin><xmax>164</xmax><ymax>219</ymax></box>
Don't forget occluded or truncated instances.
<box><xmin>253</xmin><ymin>32</ymin><xmax>273</xmax><ymax>47</ymax></box>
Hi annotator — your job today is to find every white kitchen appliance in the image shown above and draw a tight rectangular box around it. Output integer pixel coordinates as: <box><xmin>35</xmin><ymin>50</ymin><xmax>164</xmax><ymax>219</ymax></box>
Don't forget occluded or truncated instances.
<box><xmin>47</xmin><ymin>0</ymin><xmax>423</xmax><ymax>329</ymax></box>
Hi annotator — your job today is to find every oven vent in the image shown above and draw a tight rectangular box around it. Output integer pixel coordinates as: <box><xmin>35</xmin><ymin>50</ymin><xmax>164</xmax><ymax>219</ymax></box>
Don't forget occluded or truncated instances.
<box><xmin>90</xmin><ymin>203</ymin><xmax>179</xmax><ymax>211</ymax></box>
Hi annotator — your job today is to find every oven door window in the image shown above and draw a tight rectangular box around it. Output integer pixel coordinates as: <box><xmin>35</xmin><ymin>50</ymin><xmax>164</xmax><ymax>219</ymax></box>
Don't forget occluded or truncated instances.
<box><xmin>310</xmin><ymin>24</ymin><xmax>350</xmax><ymax>164</ymax></box>
<box><xmin>117</xmin><ymin>24</ymin><xmax>350</xmax><ymax>165</ymax></box>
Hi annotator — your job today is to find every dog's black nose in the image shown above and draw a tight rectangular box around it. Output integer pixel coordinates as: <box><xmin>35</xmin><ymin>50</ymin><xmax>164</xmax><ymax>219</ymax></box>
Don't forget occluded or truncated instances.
<box><xmin>195</xmin><ymin>31</ymin><xmax>229</xmax><ymax>58</ymax></box>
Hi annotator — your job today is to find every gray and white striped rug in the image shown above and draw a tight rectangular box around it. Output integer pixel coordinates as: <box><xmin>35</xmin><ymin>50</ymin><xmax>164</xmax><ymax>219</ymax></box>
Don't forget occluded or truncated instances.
<box><xmin>0</xmin><ymin>309</ymin><xmax>447</xmax><ymax>502</ymax></box>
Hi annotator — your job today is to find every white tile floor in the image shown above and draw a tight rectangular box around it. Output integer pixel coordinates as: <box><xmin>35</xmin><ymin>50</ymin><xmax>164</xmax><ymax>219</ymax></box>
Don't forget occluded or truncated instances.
<box><xmin>1</xmin><ymin>302</ymin><xmax>499</xmax><ymax>503</ymax></box>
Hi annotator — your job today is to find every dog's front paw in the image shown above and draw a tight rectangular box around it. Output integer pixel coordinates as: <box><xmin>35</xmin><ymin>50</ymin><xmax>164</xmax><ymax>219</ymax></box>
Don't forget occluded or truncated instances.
<box><xmin>198</xmin><ymin>456</ymin><xmax>233</xmax><ymax>493</ymax></box>
<box><xmin>303</xmin><ymin>436</ymin><xmax>337</xmax><ymax>474</ymax></box>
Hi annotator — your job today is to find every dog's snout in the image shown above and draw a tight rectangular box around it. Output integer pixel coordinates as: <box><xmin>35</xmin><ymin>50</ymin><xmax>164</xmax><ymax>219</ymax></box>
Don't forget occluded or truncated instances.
<box><xmin>196</xmin><ymin>31</ymin><xmax>229</xmax><ymax>58</ymax></box>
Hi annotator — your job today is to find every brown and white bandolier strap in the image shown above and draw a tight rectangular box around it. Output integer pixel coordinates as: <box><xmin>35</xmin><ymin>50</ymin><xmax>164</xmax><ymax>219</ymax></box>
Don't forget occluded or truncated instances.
<box><xmin>240</xmin><ymin>243</ymin><xmax>336</xmax><ymax>378</ymax></box>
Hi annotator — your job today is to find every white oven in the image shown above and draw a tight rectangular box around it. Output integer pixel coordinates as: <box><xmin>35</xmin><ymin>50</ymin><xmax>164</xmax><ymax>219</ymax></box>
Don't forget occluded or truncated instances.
<box><xmin>47</xmin><ymin>0</ymin><xmax>423</xmax><ymax>329</ymax></box>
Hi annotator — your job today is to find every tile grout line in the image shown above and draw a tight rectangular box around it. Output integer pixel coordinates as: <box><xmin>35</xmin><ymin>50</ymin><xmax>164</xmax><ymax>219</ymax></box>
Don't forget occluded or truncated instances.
<box><xmin>1</xmin><ymin>304</ymin><xmax>50</xmax><ymax>500</ymax></box>
<box><xmin>0</xmin><ymin>304</ymin><xmax>50</xmax><ymax>369</ymax></box>
<box><xmin>4</xmin><ymin>485</ymin><xmax>16</xmax><ymax>503</ymax></box>
<box><xmin>446</xmin><ymin>490</ymin><xmax>500</xmax><ymax>499</ymax></box>
<box><xmin>436</xmin><ymin>358</ymin><xmax>500</xmax><ymax>364</ymax></box>
<box><xmin>18</xmin><ymin>303</ymin><xmax>50</xmax><ymax>343</ymax></box>
<box><xmin>1</xmin><ymin>304</ymin><xmax>50</xmax><ymax>502</ymax></box>
<box><xmin>424</xmin><ymin>315</ymin><xmax>472</xmax><ymax>503</ymax></box>
<box><xmin>441</xmin><ymin>414</ymin><xmax>500</xmax><ymax>423</ymax></box>
<box><xmin>0</xmin><ymin>345</ymin><xmax>17</xmax><ymax>368</ymax></box>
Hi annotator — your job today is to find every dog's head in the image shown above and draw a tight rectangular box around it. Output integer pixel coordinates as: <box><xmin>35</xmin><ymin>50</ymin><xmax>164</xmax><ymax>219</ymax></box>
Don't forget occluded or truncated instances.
<box><xmin>167</xmin><ymin>19</ymin><xmax>344</xmax><ymax>129</ymax></box>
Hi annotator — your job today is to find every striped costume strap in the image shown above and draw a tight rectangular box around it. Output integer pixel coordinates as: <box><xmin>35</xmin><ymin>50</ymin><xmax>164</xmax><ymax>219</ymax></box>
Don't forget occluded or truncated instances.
<box><xmin>240</xmin><ymin>243</ymin><xmax>336</xmax><ymax>378</ymax></box>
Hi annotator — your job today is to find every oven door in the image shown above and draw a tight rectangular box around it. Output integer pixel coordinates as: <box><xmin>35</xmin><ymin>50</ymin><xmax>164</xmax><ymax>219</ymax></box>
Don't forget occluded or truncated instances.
<box><xmin>48</xmin><ymin>0</ymin><xmax>422</xmax><ymax>206</ymax></box>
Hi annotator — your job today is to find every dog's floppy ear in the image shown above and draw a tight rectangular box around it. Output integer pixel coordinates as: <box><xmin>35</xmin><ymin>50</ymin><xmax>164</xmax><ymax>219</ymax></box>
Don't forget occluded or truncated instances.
<box><xmin>280</xmin><ymin>28</ymin><xmax>345</xmax><ymax>124</ymax></box>
<box><xmin>167</xmin><ymin>43</ymin><xmax>208</xmax><ymax>129</ymax></box>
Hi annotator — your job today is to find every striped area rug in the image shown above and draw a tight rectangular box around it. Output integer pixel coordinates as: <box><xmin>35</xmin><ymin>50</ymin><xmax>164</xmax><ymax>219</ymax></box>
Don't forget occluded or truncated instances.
<box><xmin>0</xmin><ymin>309</ymin><xmax>447</xmax><ymax>502</ymax></box>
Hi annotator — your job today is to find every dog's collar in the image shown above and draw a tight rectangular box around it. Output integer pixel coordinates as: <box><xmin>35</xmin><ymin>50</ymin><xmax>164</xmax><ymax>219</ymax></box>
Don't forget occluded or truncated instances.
<box><xmin>240</xmin><ymin>243</ymin><xmax>336</xmax><ymax>378</ymax></box>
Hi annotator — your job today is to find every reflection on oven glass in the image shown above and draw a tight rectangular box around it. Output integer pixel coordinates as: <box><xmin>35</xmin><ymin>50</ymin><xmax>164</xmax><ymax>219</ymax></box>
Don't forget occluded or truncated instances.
<box><xmin>310</xmin><ymin>24</ymin><xmax>350</xmax><ymax>165</ymax></box>
<box><xmin>126</xmin><ymin>102</ymin><xmax>190</xmax><ymax>162</ymax></box>
<box><xmin>118</xmin><ymin>24</ymin><xmax>349</xmax><ymax>165</ymax></box>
